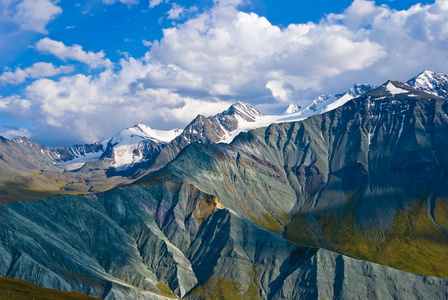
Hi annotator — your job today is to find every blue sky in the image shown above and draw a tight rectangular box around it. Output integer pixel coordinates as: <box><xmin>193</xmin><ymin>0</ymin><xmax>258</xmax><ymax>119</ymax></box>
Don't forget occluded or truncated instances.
<box><xmin>0</xmin><ymin>0</ymin><xmax>445</xmax><ymax>145</ymax></box>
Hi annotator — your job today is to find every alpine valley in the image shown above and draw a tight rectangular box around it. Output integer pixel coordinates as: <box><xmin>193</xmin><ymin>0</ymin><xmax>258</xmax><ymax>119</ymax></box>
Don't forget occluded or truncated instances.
<box><xmin>1</xmin><ymin>70</ymin><xmax>448</xmax><ymax>299</ymax></box>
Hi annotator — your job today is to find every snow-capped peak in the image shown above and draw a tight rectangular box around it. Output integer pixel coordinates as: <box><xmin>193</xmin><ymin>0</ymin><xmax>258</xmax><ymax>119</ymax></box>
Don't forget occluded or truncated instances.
<box><xmin>57</xmin><ymin>123</ymin><xmax>182</xmax><ymax>171</ymax></box>
<box><xmin>408</xmin><ymin>70</ymin><xmax>448</xmax><ymax>98</ymax></box>
<box><xmin>125</xmin><ymin>123</ymin><xmax>181</xmax><ymax>143</ymax></box>
<box><xmin>279</xmin><ymin>83</ymin><xmax>376</xmax><ymax>122</ymax></box>
<box><xmin>215</xmin><ymin>85</ymin><xmax>375</xmax><ymax>144</ymax></box>
<box><xmin>284</xmin><ymin>104</ymin><xmax>301</xmax><ymax>115</ymax></box>
<box><xmin>103</xmin><ymin>123</ymin><xmax>182</xmax><ymax>168</ymax></box>
<box><xmin>347</xmin><ymin>84</ymin><xmax>377</xmax><ymax>98</ymax></box>
<box><xmin>223</xmin><ymin>101</ymin><xmax>264</xmax><ymax>121</ymax></box>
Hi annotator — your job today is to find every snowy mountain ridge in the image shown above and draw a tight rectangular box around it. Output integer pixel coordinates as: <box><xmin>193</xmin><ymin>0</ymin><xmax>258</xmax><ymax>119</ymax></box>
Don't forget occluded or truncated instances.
<box><xmin>51</xmin><ymin>71</ymin><xmax>448</xmax><ymax>171</ymax></box>
<box><xmin>55</xmin><ymin>83</ymin><xmax>377</xmax><ymax>170</ymax></box>
<box><xmin>57</xmin><ymin>124</ymin><xmax>181</xmax><ymax>171</ymax></box>
<box><xmin>408</xmin><ymin>70</ymin><xmax>448</xmax><ymax>98</ymax></box>
<box><xmin>210</xmin><ymin>83</ymin><xmax>376</xmax><ymax>144</ymax></box>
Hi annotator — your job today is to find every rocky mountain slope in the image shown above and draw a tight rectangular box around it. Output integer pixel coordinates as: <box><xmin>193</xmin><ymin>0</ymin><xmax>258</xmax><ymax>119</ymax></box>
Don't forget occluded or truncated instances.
<box><xmin>151</xmin><ymin>80</ymin><xmax>448</xmax><ymax>277</ymax></box>
<box><xmin>0</xmin><ymin>277</ymin><xmax>99</xmax><ymax>300</ymax></box>
<box><xmin>0</xmin><ymin>178</ymin><xmax>447</xmax><ymax>299</ymax></box>
<box><xmin>1</xmin><ymin>72</ymin><xmax>448</xmax><ymax>298</ymax></box>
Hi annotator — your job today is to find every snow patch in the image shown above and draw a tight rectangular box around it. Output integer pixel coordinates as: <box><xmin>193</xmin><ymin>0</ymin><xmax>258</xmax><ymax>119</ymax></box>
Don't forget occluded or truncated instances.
<box><xmin>56</xmin><ymin>150</ymin><xmax>104</xmax><ymax>171</ymax></box>
<box><xmin>57</xmin><ymin>123</ymin><xmax>181</xmax><ymax>170</ymax></box>
<box><xmin>284</xmin><ymin>104</ymin><xmax>301</xmax><ymax>115</ymax></box>
<box><xmin>386</xmin><ymin>82</ymin><xmax>408</xmax><ymax>95</ymax></box>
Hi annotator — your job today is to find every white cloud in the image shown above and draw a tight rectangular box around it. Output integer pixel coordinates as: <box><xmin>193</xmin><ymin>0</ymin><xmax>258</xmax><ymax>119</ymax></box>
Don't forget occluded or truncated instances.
<box><xmin>266</xmin><ymin>80</ymin><xmax>292</xmax><ymax>102</ymax></box>
<box><xmin>142</xmin><ymin>39</ymin><xmax>152</xmax><ymax>47</ymax></box>
<box><xmin>167</xmin><ymin>4</ymin><xmax>184</xmax><ymax>20</ymax></box>
<box><xmin>149</xmin><ymin>4</ymin><xmax>385</xmax><ymax>100</ymax></box>
<box><xmin>342</xmin><ymin>0</ymin><xmax>381</xmax><ymax>29</ymax></box>
<box><xmin>0</xmin><ymin>128</ymin><xmax>31</xmax><ymax>139</ymax></box>
<box><xmin>326</xmin><ymin>0</ymin><xmax>448</xmax><ymax>84</ymax></box>
<box><xmin>149</xmin><ymin>0</ymin><xmax>165</xmax><ymax>8</ymax></box>
<box><xmin>24</xmin><ymin>70</ymin><xmax>230</xmax><ymax>143</ymax></box>
<box><xmin>167</xmin><ymin>4</ymin><xmax>198</xmax><ymax>20</ymax></box>
<box><xmin>0</xmin><ymin>63</ymin><xmax>74</xmax><ymax>84</ymax></box>
<box><xmin>13</xmin><ymin>0</ymin><xmax>62</xmax><ymax>34</ymax></box>
<box><xmin>102</xmin><ymin>0</ymin><xmax>139</xmax><ymax>5</ymax></box>
<box><xmin>35</xmin><ymin>38</ymin><xmax>112</xmax><ymax>68</ymax></box>
<box><xmin>0</xmin><ymin>95</ymin><xmax>32</xmax><ymax>119</ymax></box>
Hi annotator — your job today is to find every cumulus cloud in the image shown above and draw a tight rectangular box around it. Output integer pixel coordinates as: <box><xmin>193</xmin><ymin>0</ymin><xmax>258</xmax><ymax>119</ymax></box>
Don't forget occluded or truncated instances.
<box><xmin>0</xmin><ymin>95</ymin><xmax>32</xmax><ymax>119</ymax></box>
<box><xmin>0</xmin><ymin>63</ymin><xmax>74</xmax><ymax>84</ymax></box>
<box><xmin>167</xmin><ymin>4</ymin><xmax>198</xmax><ymax>20</ymax></box>
<box><xmin>0</xmin><ymin>127</ymin><xmax>31</xmax><ymax>139</ymax></box>
<box><xmin>149</xmin><ymin>4</ymin><xmax>385</xmax><ymax>101</ymax></box>
<box><xmin>35</xmin><ymin>38</ymin><xmax>112</xmax><ymax>68</ymax></box>
<box><xmin>149</xmin><ymin>0</ymin><xmax>165</xmax><ymax>8</ymax></box>
<box><xmin>142</xmin><ymin>39</ymin><xmax>152</xmax><ymax>47</ymax></box>
<box><xmin>23</xmin><ymin>63</ymin><xmax>230</xmax><ymax>143</ymax></box>
<box><xmin>323</xmin><ymin>0</ymin><xmax>448</xmax><ymax>85</ymax></box>
<box><xmin>13</xmin><ymin>0</ymin><xmax>62</xmax><ymax>34</ymax></box>
<box><xmin>167</xmin><ymin>4</ymin><xmax>184</xmax><ymax>20</ymax></box>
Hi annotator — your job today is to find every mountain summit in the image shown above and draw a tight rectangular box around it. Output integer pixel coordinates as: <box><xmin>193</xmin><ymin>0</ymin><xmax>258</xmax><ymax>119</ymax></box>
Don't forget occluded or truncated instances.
<box><xmin>408</xmin><ymin>70</ymin><xmax>448</xmax><ymax>98</ymax></box>
<box><xmin>222</xmin><ymin>101</ymin><xmax>265</xmax><ymax>121</ymax></box>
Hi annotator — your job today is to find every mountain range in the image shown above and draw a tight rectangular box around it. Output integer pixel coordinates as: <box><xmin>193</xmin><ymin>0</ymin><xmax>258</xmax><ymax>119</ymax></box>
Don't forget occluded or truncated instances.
<box><xmin>0</xmin><ymin>70</ymin><xmax>448</xmax><ymax>299</ymax></box>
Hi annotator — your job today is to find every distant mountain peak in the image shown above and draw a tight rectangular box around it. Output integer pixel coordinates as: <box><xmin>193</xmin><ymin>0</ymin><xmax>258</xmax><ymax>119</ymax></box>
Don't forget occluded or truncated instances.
<box><xmin>280</xmin><ymin>83</ymin><xmax>376</xmax><ymax>121</ymax></box>
<box><xmin>222</xmin><ymin>101</ymin><xmax>264</xmax><ymax>122</ymax></box>
<box><xmin>347</xmin><ymin>83</ymin><xmax>377</xmax><ymax>97</ymax></box>
<box><xmin>284</xmin><ymin>104</ymin><xmax>301</xmax><ymax>115</ymax></box>
<box><xmin>408</xmin><ymin>70</ymin><xmax>448</xmax><ymax>98</ymax></box>
<box><xmin>118</xmin><ymin>122</ymin><xmax>181</xmax><ymax>144</ymax></box>
<box><xmin>56</xmin><ymin>123</ymin><xmax>182</xmax><ymax>171</ymax></box>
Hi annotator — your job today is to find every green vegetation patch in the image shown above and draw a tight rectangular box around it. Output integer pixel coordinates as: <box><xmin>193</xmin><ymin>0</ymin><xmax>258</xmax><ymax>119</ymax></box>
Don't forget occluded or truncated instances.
<box><xmin>0</xmin><ymin>277</ymin><xmax>99</xmax><ymax>300</ymax></box>
<box><xmin>286</xmin><ymin>199</ymin><xmax>448</xmax><ymax>277</ymax></box>
<box><xmin>187</xmin><ymin>276</ymin><xmax>261</xmax><ymax>300</ymax></box>
<box><xmin>251</xmin><ymin>213</ymin><xmax>283</xmax><ymax>234</ymax></box>
<box><xmin>434</xmin><ymin>197</ymin><xmax>448</xmax><ymax>231</ymax></box>
<box><xmin>156</xmin><ymin>282</ymin><xmax>177</xmax><ymax>298</ymax></box>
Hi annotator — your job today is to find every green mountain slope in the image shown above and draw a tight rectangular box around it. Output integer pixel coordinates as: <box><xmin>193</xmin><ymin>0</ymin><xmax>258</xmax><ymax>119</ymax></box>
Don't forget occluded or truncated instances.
<box><xmin>0</xmin><ymin>277</ymin><xmax>99</xmax><ymax>300</ymax></box>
